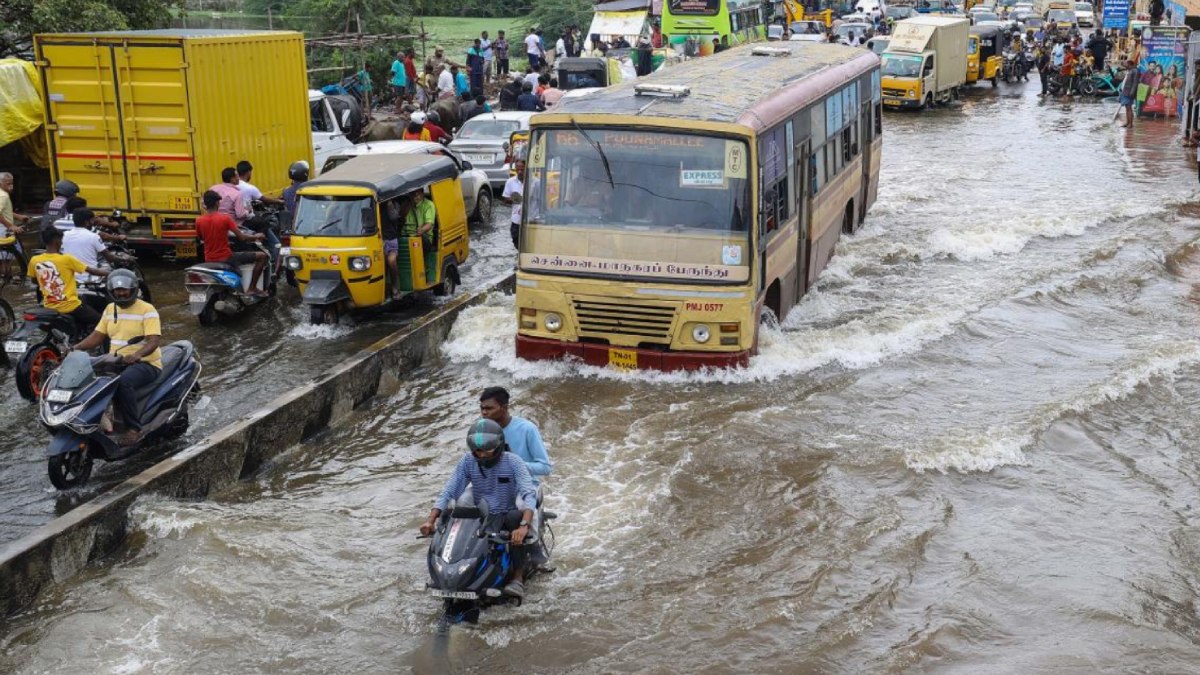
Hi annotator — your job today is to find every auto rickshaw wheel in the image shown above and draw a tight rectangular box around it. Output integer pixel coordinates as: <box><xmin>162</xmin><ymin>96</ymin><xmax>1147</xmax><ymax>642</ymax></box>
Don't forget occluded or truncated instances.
<box><xmin>310</xmin><ymin>304</ymin><xmax>339</xmax><ymax>325</ymax></box>
<box><xmin>435</xmin><ymin>263</ymin><xmax>458</xmax><ymax>297</ymax></box>
<box><xmin>992</xmin><ymin>74</ymin><xmax>999</xmax><ymax>87</ymax></box>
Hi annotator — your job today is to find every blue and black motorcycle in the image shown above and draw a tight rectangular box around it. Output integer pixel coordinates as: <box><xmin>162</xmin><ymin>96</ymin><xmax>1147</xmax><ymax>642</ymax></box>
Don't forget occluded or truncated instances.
<box><xmin>38</xmin><ymin>340</ymin><xmax>201</xmax><ymax>489</ymax></box>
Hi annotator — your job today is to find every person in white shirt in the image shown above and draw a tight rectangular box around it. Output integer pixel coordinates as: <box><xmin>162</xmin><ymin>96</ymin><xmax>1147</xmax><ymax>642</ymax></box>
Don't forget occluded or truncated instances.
<box><xmin>63</xmin><ymin>209</ymin><xmax>126</xmax><ymax>283</ymax></box>
<box><xmin>525</xmin><ymin>28</ymin><xmax>544</xmax><ymax>70</ymax></box>
<box><xmin>555</xmin><ymin>35</ymin><xmax>566</xmax><ymax>64</ymax></box>
<box><xmin>502</xmin><ymin>159</ymin><xmax>525</xmax><ymax>250</ymax></box>
<box><xmin>480</xmin><ymin>31</ymin><xmax>494</xmax><ymax>81</ymax></box>
<box><xmin>524</xmin><ymin>67</ymin><xmax>541</xmax><ymax>91</ymax></box>
<box><xmin>437</xmin><ymin>65</ymin><xmax>455</xmax><ymax>99</ymax></box>
<box><xmin>235</xmin><ymin>160</ymin><xmax>282</xmax><ymax>267</ymax></box>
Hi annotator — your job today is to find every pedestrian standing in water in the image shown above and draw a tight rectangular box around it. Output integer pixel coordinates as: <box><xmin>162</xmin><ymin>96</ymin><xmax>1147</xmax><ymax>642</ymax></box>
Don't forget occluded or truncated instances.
<box><xmin>1118</xmin><ymin>59</ymin><xmax>1138</xmax><ymax>127</ymax></box>
<box><xmin>1036</xmin><ymin>46</ymin><xmax>1052</xmax><ymax>97</ymax></box>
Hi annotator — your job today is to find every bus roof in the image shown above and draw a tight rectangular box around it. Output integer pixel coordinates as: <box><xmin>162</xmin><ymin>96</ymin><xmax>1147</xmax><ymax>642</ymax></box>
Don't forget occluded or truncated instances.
<box><xmin>548</xmin><ymin>43</ymin><xmax>879</xmax><ymax>133</ymax></box>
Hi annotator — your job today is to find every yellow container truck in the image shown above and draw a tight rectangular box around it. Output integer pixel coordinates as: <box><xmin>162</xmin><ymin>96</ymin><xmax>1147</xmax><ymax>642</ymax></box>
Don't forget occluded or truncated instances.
<box><xmin>880</xmin><ymin>16</ymin><xmax>969</xmax><ymax>110</ymax></box>
<box><xmin>33</xmin><ymin>30</ymin><xmax>317</xmax><ymax>258</ymax></box>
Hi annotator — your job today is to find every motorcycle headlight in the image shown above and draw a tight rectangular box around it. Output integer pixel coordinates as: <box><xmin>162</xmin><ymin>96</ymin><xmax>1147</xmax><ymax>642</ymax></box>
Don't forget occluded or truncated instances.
<box><xmin>42</xmin><ymin>404</ymin><xmax>83</xmax><ymax>427</ymax></box>
<box><xmin>284</xmin><ymin>255</ymin><xmax>303</xmax><ymax>271</ymax></box>
<box><xmin>543</xmin><ymin>312</ymin><xmax>562</xmax><ymax>332</ymax></box>
<box><xmin>692</xmin><ymin>324</ymin><xmax>711</xmax><ymax>344</ymax></box>
<box><xmin>349</xmin><ymin>256</ymin><xmax>371</xmax><ymax>272</ymax></box>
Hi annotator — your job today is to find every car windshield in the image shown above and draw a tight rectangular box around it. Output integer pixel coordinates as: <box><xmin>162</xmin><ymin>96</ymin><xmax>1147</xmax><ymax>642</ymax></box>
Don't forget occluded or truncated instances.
<box><xmin>457</xmin><ymin>118</ymin><xmax>521</xmax><ymax>140</ymax></box>
<box><xmin>1048</xmin><ymin>9</ymin><xmax>1073</xmax><ymax>20</ymax></box>
<box><xmin>886</xmin><ymin>6</ymin><xmax>913</xmax><ymax>17</ymax></box>
<box><xmin>836</xmin><ymin>23</ymin><xmax>869</xmax><ymax>37</ymax></box>
<box><xmin>975</xmin><ymin>12</ymin><xmax>999</xmax><ymax>21</ymax></box>
<box><xmin>293</xmin><ymin>195</ymin><xmax>377</xmax><ymax>237</ymax></box>
<box><xmin>881</xmin><ymin>53</ymin><xmax>924</xmax><ymax>77</ymax></box>
<box><xmin>791</xmin><ymin>21</ymin><xmax>823</xmax><ymax>33</ymax></box>
<box><xmin>523</xmin><ymin>128</ymin><xmax>751</xmax><ymax>284</ymax></box>
<box><xmin>1025</xmin><ymin>16</ymin><xmax>1043</xmax><ymax>25</ymax></box>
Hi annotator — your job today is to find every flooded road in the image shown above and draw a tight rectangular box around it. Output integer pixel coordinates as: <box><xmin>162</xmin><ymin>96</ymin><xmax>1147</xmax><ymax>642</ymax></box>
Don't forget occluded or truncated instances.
<box><xmin>7</xmin><ymin>85</ymin><xmax>1200</xmax><ymax>672</ymax></box>
<box><xmin>0</xmin><ymin>211</ymin><xmax>517</xmax><ymax>545</ymax></box>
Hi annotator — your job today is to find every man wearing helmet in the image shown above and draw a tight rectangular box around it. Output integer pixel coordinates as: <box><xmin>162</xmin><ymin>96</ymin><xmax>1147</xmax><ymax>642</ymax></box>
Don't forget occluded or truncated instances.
<box><xmin>43</xmin><ymin>179</ymin><xmax>80</xmax><ymax>224</ymax></box>
<box><xmin>403</xmin><ymin>111</ymin><xmax>432</xmax><ymax>141</ymax></box>
<box><xmin>282</xmin><ymin>161</ymin><xmax>310</xmax><ymax>230</ymax></box>
<box><xmin>420</xmin><ymin>418</ymin><xmax>539</xmax><ymax>598</ymax></box>
<box><xmin>70</xmin><ymin>269</ymin><xmax>163</xmax><ymax>445</ymax></box>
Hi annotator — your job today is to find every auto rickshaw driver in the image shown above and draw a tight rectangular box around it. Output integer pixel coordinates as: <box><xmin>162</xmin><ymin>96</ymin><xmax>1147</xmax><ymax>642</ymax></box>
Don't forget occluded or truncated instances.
<box><xmin>403</xmin><ymin>190</ymin><xmax>436</xmax><ymax>284</ymax></box>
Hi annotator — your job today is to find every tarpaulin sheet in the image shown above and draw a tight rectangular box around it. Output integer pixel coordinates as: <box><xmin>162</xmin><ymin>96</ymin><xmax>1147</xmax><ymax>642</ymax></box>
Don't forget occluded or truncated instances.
<box><xmin>587</xmin><ymin>11</ymin><xmax>649</xmax><ymax>41</ymax></box>
<box><xmin>0</xmin><ymin>59</ymin><xmax>48</xmax><ymax>167</ymax></box>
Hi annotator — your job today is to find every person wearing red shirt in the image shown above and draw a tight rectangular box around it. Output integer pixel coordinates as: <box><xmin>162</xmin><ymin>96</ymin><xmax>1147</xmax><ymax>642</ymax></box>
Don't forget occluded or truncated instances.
<box><xmin>196</xmin><ymin>190</ymin><xmax>268</xmax><ymax>296</ymax></box>
<box><xmin>403</xmin><ymin>48</ymin><xmax>418</xmax><ymax>100</ymax></box>
<box><xmin>424</xmin><ymin>111</ymin><xmax>451</xmax><ymax>144</ymax></box>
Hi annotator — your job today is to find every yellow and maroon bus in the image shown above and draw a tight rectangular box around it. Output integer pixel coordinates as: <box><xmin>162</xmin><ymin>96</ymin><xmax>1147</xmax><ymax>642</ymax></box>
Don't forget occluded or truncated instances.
<box><xmin>515</xmin><ymin>43</ymin><xmax>882</xmax><ymax>371</ymax></box>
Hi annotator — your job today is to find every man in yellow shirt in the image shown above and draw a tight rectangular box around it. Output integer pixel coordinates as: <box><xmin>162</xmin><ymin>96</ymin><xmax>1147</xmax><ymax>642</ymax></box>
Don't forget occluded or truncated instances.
<box><xmin>27</xmin><ymin>226</ymin><xmax>108</xmax><ymax>335</ymax></box>
<box><xmin>72</xmin><ymin>269</ymin><xmax>162</xmax><ymax>444</ymax></box>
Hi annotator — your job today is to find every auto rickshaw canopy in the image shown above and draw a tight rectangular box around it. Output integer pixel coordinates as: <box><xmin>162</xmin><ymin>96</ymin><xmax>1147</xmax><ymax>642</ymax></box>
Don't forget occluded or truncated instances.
<box><xmin>969</xmin><ymin>25</ymin><xmax>1006</xmax><ymax>60</ymax></box>
<box><xmin>300</xmin><ymin>153</ymin><xmax>460</xmax><ymax>203</ymax></box>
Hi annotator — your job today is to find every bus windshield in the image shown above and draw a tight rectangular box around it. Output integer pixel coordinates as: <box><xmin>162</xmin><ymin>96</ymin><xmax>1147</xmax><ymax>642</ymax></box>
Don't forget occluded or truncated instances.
<box><xmin>523</xmin><ymin>128</ymin><xmax>751</xmax><ymax>284</ymax></box>
<box><xmin>293</xmin><ymin>195</ymin><xmax>377</xmax><ymax>237</ymax></box>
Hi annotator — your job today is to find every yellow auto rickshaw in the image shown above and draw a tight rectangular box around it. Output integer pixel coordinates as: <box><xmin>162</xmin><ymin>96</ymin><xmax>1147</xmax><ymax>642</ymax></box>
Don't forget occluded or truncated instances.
<box><xmin>284</xmin><ymin>154</ymin><xmax>469</xmax><ymax>325</ymax></box>
<box><xmin>967</xmin><ymin>25</ymin><xmax>1005</xmax><ymax>86</ymax></box>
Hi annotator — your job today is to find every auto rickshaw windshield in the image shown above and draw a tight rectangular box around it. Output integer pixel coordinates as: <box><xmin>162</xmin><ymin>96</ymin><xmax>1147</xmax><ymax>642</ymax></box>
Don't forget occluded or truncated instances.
<box><xmin>294</xmin><ymin>195</ymin><xmax>378</xmax><ymax>237</ymax></box>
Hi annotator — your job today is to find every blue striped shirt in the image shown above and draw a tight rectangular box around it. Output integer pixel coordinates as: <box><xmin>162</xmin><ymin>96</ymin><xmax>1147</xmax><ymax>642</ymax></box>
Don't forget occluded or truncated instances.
<box><xmin>434</xmin><ymin>452</ymin><xmax>537</xmax><ymax>514</ymax></box>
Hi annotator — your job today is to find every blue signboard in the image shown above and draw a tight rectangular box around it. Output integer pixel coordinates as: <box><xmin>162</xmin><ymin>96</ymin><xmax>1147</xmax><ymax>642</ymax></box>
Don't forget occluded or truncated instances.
<box><xmin>1103</xmin><ymin>0</ymin><xmax>1130</xmax><ymax>30</ymax></box>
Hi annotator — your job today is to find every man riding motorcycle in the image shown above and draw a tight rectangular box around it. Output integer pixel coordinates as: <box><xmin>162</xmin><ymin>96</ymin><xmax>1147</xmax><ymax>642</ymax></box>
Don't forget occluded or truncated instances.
<box><xmin>70</xmin><ymin>269</ymin><xmax>163</xmax><ymax>445</ymax></box>
<box><xmin>196</xmin><ymin>189</ymin><xmax>269</xmax><ymax>297</ymax></box>
<box><xmin>419</xmin><ymin>419</ymin><xmax>539</xmax><ymax>599</ymax></box>
<box><xmin>27</xmin><ymin>226</ymin><xmax>109</xmax><ymax>335</ymax></box>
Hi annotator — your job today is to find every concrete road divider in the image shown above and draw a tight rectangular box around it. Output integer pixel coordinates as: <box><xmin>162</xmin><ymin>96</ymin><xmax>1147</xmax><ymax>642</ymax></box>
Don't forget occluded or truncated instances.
<box><xmin>0</xmin><ymin>273</ymin><xmax>515</xmax><ymax>619</ymax></box>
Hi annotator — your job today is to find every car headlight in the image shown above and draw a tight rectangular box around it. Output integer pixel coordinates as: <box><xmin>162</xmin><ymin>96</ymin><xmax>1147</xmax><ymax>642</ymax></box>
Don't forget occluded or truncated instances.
<box><xmin>692</xmin><ymin>324</ymin><xmax>711</xmax><ymax>344</ymax></box>
<box><xmin>349</xmin><ymin>256</ymin><xmax>371</xmax><ymax>272</ymax></box>
<box><xmin>284</xmin><ymin>256</ymin><xmax>303</xmax><ymax>271</ymax></box>
<box><xmin>543</xmin><ymin>312</ymin><xmax>562</xmax><ymax>332</ymax></box>
<box><xmin>908</xmin><ymin>89</ymin><xmax>916</xmax><ymax>98</ymax></box>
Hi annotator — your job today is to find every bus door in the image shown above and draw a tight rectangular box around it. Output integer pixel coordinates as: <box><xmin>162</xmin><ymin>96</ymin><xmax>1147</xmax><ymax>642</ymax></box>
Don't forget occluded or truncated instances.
<box><xmin>794</xmin><ymin>136</ymin><xmax>811</xmax><ymax>299</ymax></box>
<box><xmin>859</xmin><ymin>100</ymin><xmax>874</xmax><ymax>221</ymax></box>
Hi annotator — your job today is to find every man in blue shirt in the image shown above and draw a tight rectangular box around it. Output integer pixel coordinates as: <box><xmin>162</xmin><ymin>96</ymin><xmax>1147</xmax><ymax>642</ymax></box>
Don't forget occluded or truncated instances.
<box><xmin>479</xmin><ymin>386</ymin><xmax>552</xmax><ymax>485</ymax></box>
<box><xmin>420</xmin><ymin>419</ymin><xmax>538</xmax><ymax>598</ymax></box>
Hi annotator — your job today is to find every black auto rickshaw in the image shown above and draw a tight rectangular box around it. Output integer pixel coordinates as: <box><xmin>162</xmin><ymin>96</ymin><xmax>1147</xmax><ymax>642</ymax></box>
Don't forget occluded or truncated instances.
<box><xmin>555</xmin><ymin>57</ymin><xmax>623</xmax><ymax>90</ymax></box>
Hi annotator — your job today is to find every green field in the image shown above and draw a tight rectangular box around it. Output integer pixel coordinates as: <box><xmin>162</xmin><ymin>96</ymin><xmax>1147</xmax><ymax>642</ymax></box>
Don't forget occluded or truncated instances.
<box><xmin>414</xmin><ymin>17</ymin><xmax>527</xmax><ymax>58</ymax></box>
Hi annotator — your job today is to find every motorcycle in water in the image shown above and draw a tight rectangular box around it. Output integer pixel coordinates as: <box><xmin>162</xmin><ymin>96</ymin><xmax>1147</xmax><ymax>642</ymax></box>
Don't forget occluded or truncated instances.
<box><xmin>183</xmin><ymin>239</ymin><xmax>276</xmax><ymax>325</ymax></box>
<box><xmin>38</xmin><ymin>340</ymin><xmax>201</xmax><ymax>489</ymax></box>
<box><xmin>424</xmin><ymin>492</ymin><xmax>555</xmax><ymax>626</ymax></box>
<box><xmin>1077</xmin><ymin>65</ymin><xmax>1122</xmax><ymax>97</ymax></box>
<box><xmin>8</xmin><ymin>283</ymin><xmax>108</xmax><ymax>401</ymax></box>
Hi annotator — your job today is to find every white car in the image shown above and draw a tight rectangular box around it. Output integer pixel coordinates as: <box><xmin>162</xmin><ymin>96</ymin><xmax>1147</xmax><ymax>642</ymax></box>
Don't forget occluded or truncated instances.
<box><xmin>1074</xmin><ymin>1</ymin><xmax>1095</xmax><ymax>26</ymax></box>
<box><xmin>321</xmin><ymin>141</ymin><xmax>495</xmax><ymax>223</ymax></box>
<box><xmin>854</xmin><ymin>0</ymin><xmax>886</xmax><ymax>19</ymax></box>
<box><xmin>450</xmin><ymin>111</ymin><xmax>535</xmax><ymax>190</ymax></box>
<box><xmin>789</xmin><ymin>20</ymin><xmax>826</xmax><ymax>41</ymax></box>
<box><xmin>835</xmin><ymin>22</ymin><xmax>873</xmax><ymax>44</ymax></box>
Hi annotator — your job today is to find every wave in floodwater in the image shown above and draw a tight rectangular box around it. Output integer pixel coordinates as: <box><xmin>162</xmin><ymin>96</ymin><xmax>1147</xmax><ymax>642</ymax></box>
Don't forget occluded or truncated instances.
<box><xmin>905</xmin><ymin>339</ymin><xmax>1200</xmax><ymax>473</ymax></box>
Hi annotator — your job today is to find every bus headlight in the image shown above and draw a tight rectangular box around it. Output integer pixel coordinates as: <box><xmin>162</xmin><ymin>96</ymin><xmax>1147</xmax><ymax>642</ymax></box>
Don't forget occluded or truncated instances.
<box><xmin>284</xmin><ymin>256</ymin><xmax>303</xmax><ymax>271</ymax></box>
<box><xmin>692</xmin><ymin>324</ymin><xmax>711</xmax><ymax>343</ymax></box>
<box><xmin>543</xmin><ymin>312</ymin><xmax>562</xmax><ymax>332</ymax></box>
<box><xmin>349</xmin><ymin>256</ymin><xmax>371</xmax><ymax>272</ymax></box>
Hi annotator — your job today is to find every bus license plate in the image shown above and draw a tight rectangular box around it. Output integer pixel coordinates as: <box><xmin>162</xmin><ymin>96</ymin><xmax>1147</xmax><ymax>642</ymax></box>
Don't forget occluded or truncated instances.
<box><xmin>4</xmin><ymin>340</ymin><xmax>26</xmax><ymax>355</ymax></box>
<box><xmin>429</xmin><ymin>589</ymin><xmax>477</xmax><ymax>600</ymax></box>
<box><xmin>46</xmin><ymin>389</ymin><xmax>72</xmax><ymax>403</ymax></box>
<box><xmin>608</xmin><ymin>348</ymin><xmax>638</xmax><ymax>371</ymax></box>
<box><xmin>175</xmin><ymin>240</ymin><xmax>198</xmax><ymax>259</ymax></box>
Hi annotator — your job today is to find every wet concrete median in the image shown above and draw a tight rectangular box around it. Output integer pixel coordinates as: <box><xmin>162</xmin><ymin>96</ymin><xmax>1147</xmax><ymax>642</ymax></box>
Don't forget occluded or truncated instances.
<box><xmin>0</xmin><ymin>272</ymin><xmax>515</xmax><ymax>619</ymax></box>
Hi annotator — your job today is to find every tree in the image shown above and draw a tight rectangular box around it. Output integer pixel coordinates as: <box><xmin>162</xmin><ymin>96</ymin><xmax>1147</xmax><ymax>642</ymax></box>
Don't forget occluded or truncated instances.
<box><xmin>526</xmin><ymin>0</ymin><xmax>591</xmax><ymax>42</ymax></box>
<box><xmin>0</xmin><ymin>0</ymin><xmax>181</xmax><ymax>57</ymax></box>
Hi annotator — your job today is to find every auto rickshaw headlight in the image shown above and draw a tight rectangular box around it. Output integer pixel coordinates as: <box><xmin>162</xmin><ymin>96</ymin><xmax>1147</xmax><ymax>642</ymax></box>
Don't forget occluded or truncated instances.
<box><xmin>543</xmin><ymin>312</ymin><xmax>562</xmax><ymax>332</ymax></box>
<box><xmin>284</xmin><ymin>255</ymin><xmax>303</xmax><ymax>271</ymax></box>
<box><xmin>349</xmin><ymin>256</ymin><xmax>371</xmax><ymax>272</ymax></box>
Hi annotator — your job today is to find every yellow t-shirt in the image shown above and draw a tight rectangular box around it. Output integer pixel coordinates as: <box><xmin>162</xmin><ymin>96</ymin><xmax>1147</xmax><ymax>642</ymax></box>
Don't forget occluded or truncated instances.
<box><xmin>95</xmin><ymin>299</ymin><xmax>163</xmax><ymax>369</ymax></box>
<box><xmin>27</xmin><ymin>252</ymin><xmax>87</xmax><ymax>313</ymax></box>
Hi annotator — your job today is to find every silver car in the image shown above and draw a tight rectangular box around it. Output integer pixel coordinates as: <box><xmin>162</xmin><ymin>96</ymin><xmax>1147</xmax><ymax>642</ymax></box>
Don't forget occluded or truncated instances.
<box><xmin>449</xmin><ymin>111</ymin><xmax>534</xmax><ymax>190</ymax></box>
<box><xmin>321</xmin><ymin>140</ymin><xmax>494</xmax><ymax>224</ymax></box>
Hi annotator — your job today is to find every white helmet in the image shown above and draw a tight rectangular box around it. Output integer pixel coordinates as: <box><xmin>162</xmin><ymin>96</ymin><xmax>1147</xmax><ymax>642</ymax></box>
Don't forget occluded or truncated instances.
<box><xmin>410</xmin><ymin>111</ymin><xmax>427</xmax><ymax>125</ymax></box>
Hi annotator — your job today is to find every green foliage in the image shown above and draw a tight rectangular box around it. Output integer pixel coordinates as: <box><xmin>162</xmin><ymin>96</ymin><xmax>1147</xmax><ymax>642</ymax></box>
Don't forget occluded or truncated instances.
<box><xmin>0</xmin><ymin>0</ymin><xmax>181</xmax><ymax>55</ymax></box>
<box><xmin>525</xmin><ymin>0</ymin><xmax>592</xmax><ymax>41</ymax></box>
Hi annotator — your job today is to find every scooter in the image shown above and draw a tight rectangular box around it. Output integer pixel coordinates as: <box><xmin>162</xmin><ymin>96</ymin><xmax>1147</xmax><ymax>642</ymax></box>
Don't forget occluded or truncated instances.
<box><xmin>424</xmin><ymin>489</ymin><xmax>555</xmax><ymax>626</ymax></box>
<box><xmin>38</xmin><ymin>340</ymin><xmax>201</xmax><ymax>489</ymax></box>
<box><xmin>8</xmin><ymin>284</ymin><xmax>108</xmax><ymax>401</ymax></box>
<box><xmin>183</xmin><ymin>239</ymin><xmax>276</xmax><ymax>325</ymax></box>
<box><xmin>1078</xmin><ymin>65</ymin><xmax>1122</xmax><ymax>97</ymax></box>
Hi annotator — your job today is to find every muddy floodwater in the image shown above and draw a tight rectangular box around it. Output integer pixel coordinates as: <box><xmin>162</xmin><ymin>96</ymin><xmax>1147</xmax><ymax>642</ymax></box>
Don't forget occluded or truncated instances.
<box><xmin>6</xmin><ymin>86</ymin><xmax>1200</xmax><ymax>673</ymax></box>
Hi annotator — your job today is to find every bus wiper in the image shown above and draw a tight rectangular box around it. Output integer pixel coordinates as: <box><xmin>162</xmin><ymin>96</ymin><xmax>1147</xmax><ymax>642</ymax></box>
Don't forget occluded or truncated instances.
<box><xmin>570</xmin><ymin>118</ymin><xmax>614</xmax><ymax>189</ymax></box>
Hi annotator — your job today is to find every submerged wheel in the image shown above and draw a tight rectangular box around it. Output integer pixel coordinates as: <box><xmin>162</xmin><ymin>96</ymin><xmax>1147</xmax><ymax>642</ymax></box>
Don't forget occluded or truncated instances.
<box><xmin>993</xmin><ymin>73</ymin><xmax>1000</xmax><ymax>86</ymax></box>
<box><xmin>197</xmin><ymin>298</ymin><xmax>218</xmax><ymax>326</ymax></box>
<box><xmin>1079</xmin><ymin>79</ymin><xmax>1097</xmax><ymax>96</ymax></box>
<box><xmin>310</xmin><ymin>304</ymin><xmax>339</xmax><ymax>325</ymax></box>
<box><xmin>16</xmin><ymin>342</ymin><xmax>62</xmax><ymax>401</ymax></box>
<box><xmin>48</xmin><ymin>450</ymin><xmax>93</xmax><ymax>490</ymax></box>
<box><xmin>471</xmin><ymin>189</ymin><xmax>493</xmax><ymax>224</ymax></box>
<box><xmin>164</xmin><ymin>409</ymin><xmax>190</xmax><ymax>440</ymax></box>
<box><xmin>435</xmin><ymin>263</ymin><xmax>458</xmax><ymax>297</ymax></box>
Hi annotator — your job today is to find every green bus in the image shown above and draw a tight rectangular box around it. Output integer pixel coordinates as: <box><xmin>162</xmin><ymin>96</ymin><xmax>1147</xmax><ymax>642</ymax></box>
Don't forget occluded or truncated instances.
<box><xmin>661</xmin><ymin>0</ymin><xmax>766</xmax><ymax>56</ymax></box>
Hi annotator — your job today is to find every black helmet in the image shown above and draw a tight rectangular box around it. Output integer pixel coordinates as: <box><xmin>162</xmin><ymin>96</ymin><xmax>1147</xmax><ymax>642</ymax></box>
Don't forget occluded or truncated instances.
<box><xmin>427</xmin><ymin>110</ymin><xmax>441</xmax><ymax>125</ymax></box>
<box><xmin>288</xmin><ymin>160</ymin><xmax>310</xmax><ymax>182</ymax></box>
<box><xmin>466</xmin><ymin>418</ymin><xmax>506</xmax><ymax>467</ymax></box>
<box><xmin>54</xmin><ymin>179</ymin><xmax>79</xmax><ymax>198</ymax></box>
<box><xmin>106</xmin><ymin>269</ymin><xmax>140</xmax><ymax>308</ymax></box>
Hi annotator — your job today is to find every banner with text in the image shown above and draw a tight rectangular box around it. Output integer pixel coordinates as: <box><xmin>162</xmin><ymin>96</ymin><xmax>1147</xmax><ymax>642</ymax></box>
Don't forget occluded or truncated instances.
<box><xmin>1103</xmin><ymin>0</ymin><xmax>1130</xmax><ymax>30</ymax></box>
